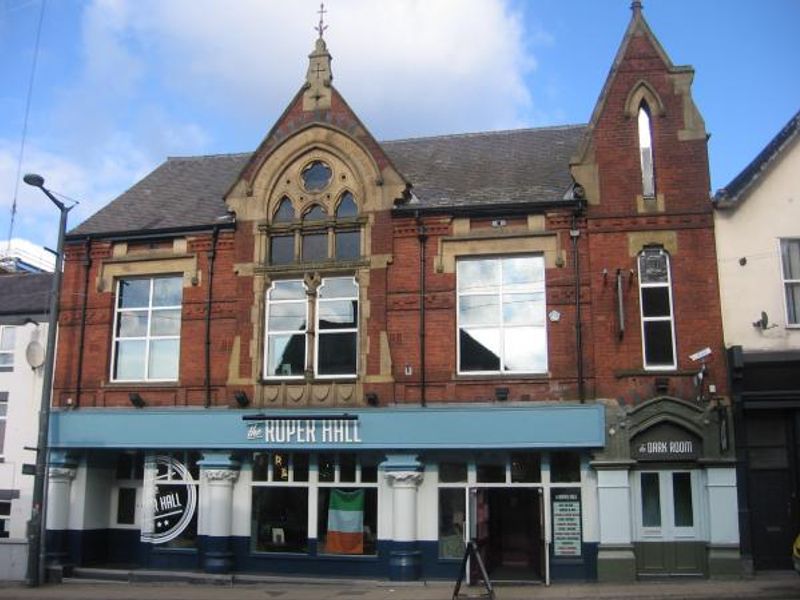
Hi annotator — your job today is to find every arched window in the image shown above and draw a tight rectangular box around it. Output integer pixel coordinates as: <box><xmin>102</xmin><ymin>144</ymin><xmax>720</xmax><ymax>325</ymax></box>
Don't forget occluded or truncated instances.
<box><xmin>273</xmin><ymin>197</ymin><xmax>295</xmax><ymax>223</ymax></box>
<box><xmin>335</xmin><ymin>192</ymin><xmax>360</xmax><ymax>260</ymax></box>
<box><xmin>638</xmin><ymin>104</ymin><xmax>655</xmax><ymax>197</ymax></box>
<box><xmin>638</xmin><ymin>247</ymin><xmax>676</xmax><ymax>369</ymax></box>
<box><xmin>335</xmin><ymin>192</ymin><xmax>358</xmax><ymax>219</ymax></box>
<box><xmin>301</xmin><ymin>205</ymin><xmax>328</xmax><ymax>262</ymax></box>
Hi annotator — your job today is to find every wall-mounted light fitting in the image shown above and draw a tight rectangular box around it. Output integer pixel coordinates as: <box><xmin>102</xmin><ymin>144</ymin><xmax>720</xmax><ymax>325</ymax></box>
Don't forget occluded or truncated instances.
<box><xmin>365</xmin><ymin>392</ymin><xmax>379</xmax><ymax>407</ymax></box>
<box><xmin>128</xmin><ymin>392</ymin><xmax>146</xmax><ymax>408</ymax></box>
<box><xmin>234</xmin><ymin>391</ymin><xmax>250</xmax><ymax>407</ymax></box>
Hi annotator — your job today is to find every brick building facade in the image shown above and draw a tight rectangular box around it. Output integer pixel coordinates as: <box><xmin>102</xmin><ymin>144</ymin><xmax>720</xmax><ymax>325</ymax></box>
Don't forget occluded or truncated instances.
<box><xmin>45</xmin><ymin>4</ymin><xmax>739</xmax><ymax>583</ymax></box>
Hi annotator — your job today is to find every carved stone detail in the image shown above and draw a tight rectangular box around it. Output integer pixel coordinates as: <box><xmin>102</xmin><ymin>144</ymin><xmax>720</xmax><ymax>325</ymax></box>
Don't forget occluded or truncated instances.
<box><xmin>203</xmin><ymin>469</ymin><xmax>240</xmax><ymax>483</ymax></box>
<box><xmin>48</xmin><ymin>467</ymin><xmax>77</xmax><ymax>481</ymax></box>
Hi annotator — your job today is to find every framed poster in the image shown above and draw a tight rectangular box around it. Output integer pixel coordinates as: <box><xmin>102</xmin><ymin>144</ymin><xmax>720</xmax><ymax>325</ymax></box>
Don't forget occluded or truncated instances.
<box><xmin>552</xmin><ymin>488</ymin><xmax>582</xmax><ymax>558</ymax></box>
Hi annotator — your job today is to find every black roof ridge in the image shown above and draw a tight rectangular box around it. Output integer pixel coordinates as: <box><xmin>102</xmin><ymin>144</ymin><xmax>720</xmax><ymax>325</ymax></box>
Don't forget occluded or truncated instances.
<box><xmin>381</xmin><ymin>123</ymin><xmax>587</xmax><ymax>145</ymax></box>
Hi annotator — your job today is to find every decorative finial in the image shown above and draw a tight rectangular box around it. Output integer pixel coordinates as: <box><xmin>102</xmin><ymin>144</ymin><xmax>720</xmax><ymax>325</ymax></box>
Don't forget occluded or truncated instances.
<box><xmin>631</xmin><ymin>1</ymin><xmax>643</xmax><ymax>13</ymax></box>
<box><xmin>315</xmin><ymin>2</ymin><xmax>328</xmax><ymax>38</ymax></box>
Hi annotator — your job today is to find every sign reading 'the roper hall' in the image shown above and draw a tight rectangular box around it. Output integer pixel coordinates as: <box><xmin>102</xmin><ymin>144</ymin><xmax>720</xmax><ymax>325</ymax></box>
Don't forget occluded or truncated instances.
<box><xmin>631</xmin><ymin>422</ymin><xmax>702</xmax><ymax>462</ymax></box>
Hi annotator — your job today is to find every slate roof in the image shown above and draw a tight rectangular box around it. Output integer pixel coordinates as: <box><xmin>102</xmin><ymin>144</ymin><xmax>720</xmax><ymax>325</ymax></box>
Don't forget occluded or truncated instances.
<box><xmin>714</xmin><ymin>108</ymin><xmax>800</xmax><ymax>208</ymax></box>
<box><xmin>68</xmin><ymin>125</ymin><xmax>587</xmax><ymax>238</ymax></box>
<box><xmin>0</xmin><ymin>272</ymin><xmax>53</xmax><ymax>316</ymax></box>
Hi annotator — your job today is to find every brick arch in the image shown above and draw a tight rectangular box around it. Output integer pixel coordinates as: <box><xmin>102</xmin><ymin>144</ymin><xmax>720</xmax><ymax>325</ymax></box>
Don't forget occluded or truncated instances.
<box><xmin>624</xmin><ymin>80</ymin><xmax>666</xmax><ymax>119</ymax></box>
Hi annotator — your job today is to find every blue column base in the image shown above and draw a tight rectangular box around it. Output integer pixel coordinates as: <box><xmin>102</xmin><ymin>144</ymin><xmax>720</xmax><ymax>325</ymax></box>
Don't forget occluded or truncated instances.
<box><xmin>203</xmin><ymin>535</ymin><xmax>234</xmax><ymax>574</ymax></box>
<box><xmin>388</xmin><ymin>542</ymin><xmax>421</xmax><ymax>581</ymax></box>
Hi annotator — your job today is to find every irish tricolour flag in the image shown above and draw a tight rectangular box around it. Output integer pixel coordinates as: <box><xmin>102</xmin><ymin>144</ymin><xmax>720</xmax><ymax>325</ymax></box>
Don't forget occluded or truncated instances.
<box><xmin>326</xmin><ymin>489</ymin><xmax>364</xmax><ymax>554</ymax></box>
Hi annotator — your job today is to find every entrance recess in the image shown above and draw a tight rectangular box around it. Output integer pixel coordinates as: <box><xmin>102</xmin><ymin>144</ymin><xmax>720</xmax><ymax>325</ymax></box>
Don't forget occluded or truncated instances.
<box><xmin>469</xmin><ymin>488</ymin><xmax>544</xmax><ymax>582</ymax></box>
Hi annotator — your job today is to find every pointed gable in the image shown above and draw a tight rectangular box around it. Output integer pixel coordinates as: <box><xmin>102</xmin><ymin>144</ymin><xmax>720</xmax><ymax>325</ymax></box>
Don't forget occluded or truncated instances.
<box><xmin>570</xmin><ymin>1</ymin><xmax>708</xmax><ymax>213</ymax></box>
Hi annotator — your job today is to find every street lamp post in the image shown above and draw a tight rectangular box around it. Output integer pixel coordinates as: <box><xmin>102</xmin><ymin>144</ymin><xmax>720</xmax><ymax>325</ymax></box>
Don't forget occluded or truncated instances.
<box><xmin>23</xmin><ymin>173</ymin><xmax>73</xmax><ymax>587</ymax></box>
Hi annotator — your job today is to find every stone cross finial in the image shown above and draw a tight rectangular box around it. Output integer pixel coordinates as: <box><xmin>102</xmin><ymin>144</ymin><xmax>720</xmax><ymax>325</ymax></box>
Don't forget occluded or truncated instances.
<box><xmin>631</xmin><ymin>0</ymin><xmax>643</xmax><ymax>13</ymax></box>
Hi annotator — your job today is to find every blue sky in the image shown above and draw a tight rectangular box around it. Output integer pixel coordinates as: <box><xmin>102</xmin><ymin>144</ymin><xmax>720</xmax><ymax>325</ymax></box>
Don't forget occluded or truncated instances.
<box><xmin>2</xmin><ymin>0</ymin><xmax>799</xmax><ymax>250</ymax></box>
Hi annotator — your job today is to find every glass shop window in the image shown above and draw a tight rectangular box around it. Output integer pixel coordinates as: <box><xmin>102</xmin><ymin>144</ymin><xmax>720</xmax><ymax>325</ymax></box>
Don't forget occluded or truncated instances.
<box><xmin>550</xmin><ymin>451</ymin><xmax>581</xmax><ymax>483</ymax></box>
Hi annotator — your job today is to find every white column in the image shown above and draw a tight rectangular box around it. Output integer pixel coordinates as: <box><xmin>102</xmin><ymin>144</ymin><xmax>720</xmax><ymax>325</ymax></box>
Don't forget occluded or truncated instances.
<box><xmin>203</xmin><ymin>469</ymin><xmax>239</xmax><ymax>538</ymax></box>
<box><xmin>46</xmin><ymin>466</ymin><xmax>76</xmax><ymax>531</ymax></box>
<box><xmin>706</xmin><ymin>467</ymin><xmax>739</xmax><ymax>544</ymax></box>
<box><xmin>597</xmin><ymin>469</ymin><xmax>632</xmax><ymax>544</ymax></box>
<box><xmin>386</xmin><ymin>471</ymin><xmax>423</xmax><ymax>542</ymax></box>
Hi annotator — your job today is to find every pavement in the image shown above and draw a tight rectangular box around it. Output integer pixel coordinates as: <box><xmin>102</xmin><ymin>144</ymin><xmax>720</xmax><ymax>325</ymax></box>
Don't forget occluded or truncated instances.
<box><xmin>0</xmin><ymin>571</ymin><xmax>799</xmax><ymax>600</ymax></box>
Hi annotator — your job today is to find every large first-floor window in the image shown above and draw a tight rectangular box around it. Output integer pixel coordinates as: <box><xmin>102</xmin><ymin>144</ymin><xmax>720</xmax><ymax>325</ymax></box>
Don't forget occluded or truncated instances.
<box><xmin>251</xmin><ymin>452</ymin><xmax>378</xmax><ymax>556</ymax></box>
<box><xmin>456</xmin><ymin>255</ymin><xmax>547</xmax><ymax>374</ymax></box>
<box><xmin>638</xmin><ymin>247</ymin><xmax>676</xmax><ymax>369</ymax></box>
<box><xmin>781</xmin><ymin>239</ymin><xmax>800</xmax><ymax>326</ymax></box>
<box><xmin>112</xmin><ymin>276</ymin><xmax>183</xmax><ymax>381</ymax></box>
<box><xmin>264</xmin><ymin>276</ymin><xmax>359</xmax><ymax>379</ymax></box>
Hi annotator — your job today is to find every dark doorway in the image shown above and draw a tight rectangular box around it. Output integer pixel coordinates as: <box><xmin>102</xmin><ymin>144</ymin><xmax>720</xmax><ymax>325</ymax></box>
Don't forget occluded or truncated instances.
<box><xmin>745</xmin><ymin>411</ymin><xmax>799</xmax><ymax>570</ymax></box>
<box><xmin>475</xmin><ymin>488</ymin><xmax>543</xmax><ymax>582</ymax></box>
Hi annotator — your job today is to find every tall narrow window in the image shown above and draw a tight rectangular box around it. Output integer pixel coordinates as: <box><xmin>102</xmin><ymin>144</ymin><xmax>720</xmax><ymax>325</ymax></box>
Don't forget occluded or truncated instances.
<box><xmin>316</xmin><ymin>277</ymin><xmax>358</xmax><ymax>377</ymax></box>
<box><xmin>302</xmin><ymin>205</ymin><xmax>328</xmax><ymax>262</ymax></box>
<box><xmin>335</xmin><ymin>192</ymin><xmax>360</xmax><ymax>260</ymax></box>
<box><xmin>780</xmin><ymin>239</ymin><xmax>800</xmax><ymax>326</ymax></box>
<box><xmin>0</xmin><ymin>326</ymin><xmax>15</xmax><ymax>371</ymax></box>
<box><xmin>638</xmin><ymin>247</ymin><xmax>676</xmax><ymax>369</ymax></box>
<box><xmin>264</xmin><ymin>280</ymin><xmax>308</xmax><ymax>378</ymax></box>
<box><xmin>638</xmin><ymin>105</ymin><xmax>655</xmax><ymax>197</ymax></box>
<box><xmin>112</xmin><ymin>276</ymin><xmax>182</xmax><ymax>381</ymax></box>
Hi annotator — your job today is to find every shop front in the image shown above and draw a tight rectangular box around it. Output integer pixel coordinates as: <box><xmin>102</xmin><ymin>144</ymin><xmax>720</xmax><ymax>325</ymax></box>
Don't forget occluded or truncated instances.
<box><xmin>46</xmin><ymin>404</ymin><xmax>604</xmax><ymax>582</ymax></box>
<box><xmin>593</xmin><ymin>396</ymin><xmax>740</xmax><ymax>581</ymax></box>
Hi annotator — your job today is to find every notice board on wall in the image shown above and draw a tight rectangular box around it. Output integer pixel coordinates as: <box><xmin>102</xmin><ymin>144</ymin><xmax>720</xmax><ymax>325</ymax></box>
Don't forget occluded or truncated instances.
<box><xmin>552</xmin><ymin>488</ymin><xmax>582</xmax><ymax>558</ymax></box>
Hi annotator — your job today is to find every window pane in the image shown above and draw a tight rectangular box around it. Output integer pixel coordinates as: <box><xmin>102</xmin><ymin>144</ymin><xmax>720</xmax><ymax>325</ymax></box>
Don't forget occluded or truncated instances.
<box><xmin>0</xmin><ymin>501</ymin><xmax>10</xmax><ymax>517</ymax></box>
<box><xmin>639</xmin><ymin>251</ymin><xmax>668</xmax><ymax>283</ymax></box>
<box><xmin>118</xmin><ymin>279</ymin><xmax>150</xmax><ymax>308</ymax></box>
<box><xmin>511</xmin><ymin>453</ymin><xmax>541</xmax><ymax>483</ymax></box>
<box><xmin>641</xmin><ymin>287</ymin><xmax>671</xmax><ymax>317</ymax></box>
<box><xmin>459</xmin><ymin>328</ymin><xmax>500</xmax><ymax>372</ymax></box>
<box><xmin>786</xmin><ymin>282</ymin><xmax>800</xmax><ymax>325</ymax></box>
<box><xmin>152</xmin><ymin>277</ymin><xmax>182</xmax><ymax>306</ymax></box>
<box><xmin>150</xmin><ymin>309</ymin><xmax>181</xmax><ymax>336</ymax></box>
<box><xmin>251</xmin><ymin>487</ymin><xmax>309</xmax><ymax>553</ymax></box>
<box><xmin>477</xmin><ymin>460</ymin><xmax>505</xmax><ymax>483</ymax></box>
<box><xmin>781</xmin><ymin>240</ymin><xmax>800</xmax><ymax>279</ymax></box>
<box><xmin>157</xmin><ymin>483</ymin><xmax>197</xmax><ymax>549</ymax></box>
<box><xmin>335</xmin><ymin>230</ymin><xmax>360</xmax><ymax>260</ymax></box>
<box><xmin>641</xmin><ymin>472</ymin><xmax>661</xmax><ymax>527</ymax></box>
<box><xmin>270</xmin><ymin>235</ymin><xmax>294</xmax><ymax>265</ymax></box>
<box><xmin>293</xmin><ymin>454</ymin><xmax>309</xmax><ymax>482</ymax></box>
<box><xmin>319</xmin><ymin>300</ymin><xmax>357</xmax><ymax>330</ymax></box>
<box><xmin>318</xmin><ymin>332</ymin><xmax>357</xmax><ymax>376</ymax></box>
<box><xmin>268</xmin><ymin>302</ymin><xmax>306</xmax><ymax>332</ymax></box>
<box><xmin>0</xmin><ymin>354</ymin><xmax>11</xmax><ymax>367</ymax></box>
<box><xmin>672</xmin><ymin>472</ymin><xmax>693</xmax><ymax>527</ymax></box>
<box><xmin>148</xmin><ymin>339</ymin><xmax>179</xmax><ymax>379</ymax></box>
<box><xmin>117</xmin><ymin>487</ymin><xmax>136</xmax><ymax>525</ymax></box>
<box><xmin>504</xmin><ymin>327</ymin><xmax>546</xmax><ymax>372</ymax></box>
<box><xmin>273</xmin><ymin>197</ymin><xmax>295</xmax><ymax>223</ymax></box>
<box><xmin>302</xmin><ymin>232</ymin><xmax>328</xmax><ymax>262</ymax></box>
<box><xmin>503</xmin><ymin>293</ymin><xmax>543</xmax><ymax>326</ymax></box>
<box><xmin>360</xmin><ymin>461</ymin><xmax>378</xmax><ymax>483</ymax></box>
<box><xmin>317</xmin><ymin>488</ymin><xmax>377</xmax><ymax>555</ymax></box>
<box><xmin>439</xmin><ymin>489</ymin><xmax>466</xmax><ymax>559</ymax></box>
<box><xmin>118</xmin><ymin>311</ymin><xmax>147</xmax><ymax>337</ymax></box>
<box><xmin>318</xmin><ymin>454</ymin><xmax>335</xmax><ymax>482</ymax></box>
<box><xmin>459</xmin><ymin>295</ymin><xmax>499</xmax><ymax>326</ymax></box>
<box><xmin>457</xmin><ymin>259</ymin><xmax>500</xmax><ymax>293</ymax></box>
<box><xmin>336</xmin><ymin>192</ymin><xmax>358</xmax><ymax>218</ymax></box>
<box><xmin>340</xmin><ymin>454</ymin><xmax>356</xmax><ymax>483</ymax></box>
<box><xmin>502</xmin><ymin>256</ymin><xmax>543</xmax><ymax>290</ymax></box>
<box><xmin>302</xmin><ymin>162</ymin><xmax>332</xmax><ymax>192</ymax></box>
<box><xmin>266</xmin><ymin>334</ymin><xmax>305</xmax><ymax>377</ymax></box>
<box><xmin>252</xmin><ymin>453</ymin><xmax>269</xmax><ymax>482</ymax></box>
<box><xmin>270</xmin><ymin>280</ymin><xmax>306</xmax><ymax>301</ymax></box>
<box><xmin>272</xmin><ymin>452</ymin><xmax>290</xmax><ymax>482</ymax></box>
<box><xmin>551</xmin><ymin>452</ymin><xmax>581</xmax><ymax>483</ymax></box>
<box><xmin>303</xmin><ymin>204</ymin><xmax>327</xmax><ymax>221</ymax></box>
<box><xmin>319</xmin><ymin>278</ymin><xmax>357</xmax><ymax>299</ymax></box>
<box><xmin>0</xmin><ymin>421</ymin><xmax>5</xmax><ymax>454</ymax></box>
<box><xmin>114</xmin><ymin>340</ymin><xmax>146</xmax><ymax>379</ymax></box>
<box><xmin>643</xmin><ymin>321</ymin><xmax>674</xmax><ymax>366</ymax></box>
<box><xmin>439</xmin><ymin>462</ymin><xmax>467</xmax><ymax>483</ymax></box>
<box><xmin>0</xmin><ymin>327</ymin><xmax>15</xmax><ymax>351</ymax></box>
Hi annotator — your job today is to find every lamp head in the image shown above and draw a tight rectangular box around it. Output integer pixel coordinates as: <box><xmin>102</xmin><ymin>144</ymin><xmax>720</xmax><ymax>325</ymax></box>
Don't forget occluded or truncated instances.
<box><xmin>23</xmin><ymin>173</ymin><xmax>45</xmax><ymax>188</ymax></box>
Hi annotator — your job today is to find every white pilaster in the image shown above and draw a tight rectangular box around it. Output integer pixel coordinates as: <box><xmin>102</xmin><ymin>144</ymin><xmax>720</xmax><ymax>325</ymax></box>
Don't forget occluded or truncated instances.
<box><xmin>202</xmin><ymin>469</ymin><xmax>239</xmax><ymax>538</ymax></box>
<box><xmin>385</xmin><ymin>470</ymin><xmax>423</xmax><ymax>543</ymax></box>
<box><xmin>597</xmin><ymin>469</ymin><xmax>632</xmax><ymax>544</ymax></box>
<box><xmin>46</xmin><ymin>466</ymin><xmax>76</xmax><ymax>531</ymax></box>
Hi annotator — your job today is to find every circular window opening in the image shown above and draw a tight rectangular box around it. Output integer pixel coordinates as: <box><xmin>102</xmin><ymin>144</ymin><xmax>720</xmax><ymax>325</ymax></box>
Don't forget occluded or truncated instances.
<box><xmin>301</xmin><ymin>161</ymin><xmax>332</xmax><ymax>192</ymax></box>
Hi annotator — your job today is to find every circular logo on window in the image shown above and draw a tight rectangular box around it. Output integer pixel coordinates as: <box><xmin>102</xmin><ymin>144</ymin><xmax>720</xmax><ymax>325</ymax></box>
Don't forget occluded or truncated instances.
<box><xmin>141</xmin><ymin>455</ymin><xmax>197</xmax><ymax>544</ymax></box>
